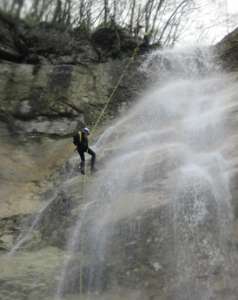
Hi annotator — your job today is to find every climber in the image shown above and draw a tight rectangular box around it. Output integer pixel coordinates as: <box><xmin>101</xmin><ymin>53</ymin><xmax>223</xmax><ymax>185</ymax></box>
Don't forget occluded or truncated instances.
<box><xmin>73</xmin><ymin>127</ymin><xmax>96</xmax><ymax>175</ymax></box>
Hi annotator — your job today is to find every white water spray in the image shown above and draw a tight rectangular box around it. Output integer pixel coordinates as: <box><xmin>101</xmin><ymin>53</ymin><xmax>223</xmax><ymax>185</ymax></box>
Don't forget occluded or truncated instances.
<box><xmin>8</xmin><ymin>156</ymin><xmax>78</xmax><ymax>255</ymax></box>
<box><xmin>56</xmin><ymin>47</ymin><xmax>238</xmax><ymax>300</ymax></box>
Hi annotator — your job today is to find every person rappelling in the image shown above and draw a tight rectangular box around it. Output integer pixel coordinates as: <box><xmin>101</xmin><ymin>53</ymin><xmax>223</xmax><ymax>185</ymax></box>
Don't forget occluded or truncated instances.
<box><xmin>73</xmin><ymin>127</ymin><xmax>96</xmax><ymax>175</ymax></box>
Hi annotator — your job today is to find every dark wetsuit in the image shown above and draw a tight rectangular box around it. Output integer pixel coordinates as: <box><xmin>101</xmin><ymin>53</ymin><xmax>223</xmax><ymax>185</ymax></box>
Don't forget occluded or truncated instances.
<box><xmin>74</xmin><ymin>131</ymin><xmax>96</xmax><ymax>173</ymax></box>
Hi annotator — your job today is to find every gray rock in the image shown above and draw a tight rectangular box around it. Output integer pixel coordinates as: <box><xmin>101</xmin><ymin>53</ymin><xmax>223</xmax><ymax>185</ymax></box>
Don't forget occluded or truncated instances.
<box><xmin>215</xmin><ymin>27</ymin><xmax>238</xmax><ymax>70</ymax></box>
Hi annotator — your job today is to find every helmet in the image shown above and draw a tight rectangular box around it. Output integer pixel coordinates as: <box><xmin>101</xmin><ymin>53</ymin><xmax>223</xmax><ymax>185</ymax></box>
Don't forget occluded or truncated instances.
<box><xmin>83</xmin><ymin>127</ymin><xmax>90</xmax><ymax>135</ymax></box>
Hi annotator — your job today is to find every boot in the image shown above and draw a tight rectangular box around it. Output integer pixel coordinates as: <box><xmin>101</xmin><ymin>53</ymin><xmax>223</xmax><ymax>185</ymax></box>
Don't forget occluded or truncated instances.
<box><xmin>80</xmin><ymin>161</ymin><xmax>85</xmax><ymax>175</ymax></box>
<box><xmin>91</xmin><ymin>166</ymin><xmax>98</xmax><ymax>174</ymax></box>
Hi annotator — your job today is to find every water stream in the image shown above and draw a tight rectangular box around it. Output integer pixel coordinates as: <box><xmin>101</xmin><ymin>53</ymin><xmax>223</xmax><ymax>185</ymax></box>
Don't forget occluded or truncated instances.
<box><xmin>56</xmin><ymin>47</ymin><xmax>238</xmax><ymax>299</ymax></box>
<box><xmin>8</xmin><ymin>155</ymin><xmax>79</xmax><ymax>255</ymax></box>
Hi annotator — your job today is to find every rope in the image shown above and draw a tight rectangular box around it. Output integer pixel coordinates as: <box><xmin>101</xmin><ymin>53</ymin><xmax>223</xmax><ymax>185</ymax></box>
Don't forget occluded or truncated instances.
<box><xmin>78</xmin><ymin>46</ymin><xmax>139</xmax><ymax>295</ymax></box>
<box><xmin>91</xmin><ymin>46</ymin><xmax>139</xmax><ymax>135</ymax></box>
<box><xmin>80</xmin><ymin>172</ymin><xmax>86</xmax><ymax>295</ymax></box>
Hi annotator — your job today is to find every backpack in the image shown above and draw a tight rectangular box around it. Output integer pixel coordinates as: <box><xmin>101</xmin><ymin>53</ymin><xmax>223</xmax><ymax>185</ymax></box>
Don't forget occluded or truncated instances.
<box><xmin>73</xmin><ymin>132</ymin><xmax>82</xmax><ymax>146</ymax></box>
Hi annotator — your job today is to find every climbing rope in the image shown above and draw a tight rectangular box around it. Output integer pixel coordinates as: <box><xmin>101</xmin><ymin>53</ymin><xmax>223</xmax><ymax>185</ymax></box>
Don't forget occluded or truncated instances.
<box><xmin>91</xmin><ymin>46</ymin><xmax>139</xmax><ymax>135</ymax></box>
<box><xmin>78</xmin><ymin>46</ymin><xmax>139</xmax><ymax>295</ymax></box>
<box><xmin>79</xmin><ymin>45</ymin><xmax>140</xmax><ymax>183</ymax></box>
<box><xmin>79</xmin><ymin>45</ymin><xmax>139</xmax><ymax>179</ymax></box>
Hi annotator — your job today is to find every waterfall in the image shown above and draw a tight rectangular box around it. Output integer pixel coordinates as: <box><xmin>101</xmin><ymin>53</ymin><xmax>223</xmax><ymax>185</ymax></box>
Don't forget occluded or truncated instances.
<box><xmin>8</xmin><ymin>155</ymin><xmax>79</xmax><ymax>255</ymax></box>
<box><xmin>56</xmin><ymin>47</ymin><xmax>238</xmax><ymax>300</ymax></box>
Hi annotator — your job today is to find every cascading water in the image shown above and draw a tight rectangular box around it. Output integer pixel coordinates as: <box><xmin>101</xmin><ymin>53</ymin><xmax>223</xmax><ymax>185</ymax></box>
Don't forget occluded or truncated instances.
<box><xmin>56</xmin><ymin>47</ymin><xmax>238</xmax><ymax>300</ymax></box>
<box><xmin>8</xmin><ymin>155</ymin><xmax>79</xmax><ymax>255</ymax></box>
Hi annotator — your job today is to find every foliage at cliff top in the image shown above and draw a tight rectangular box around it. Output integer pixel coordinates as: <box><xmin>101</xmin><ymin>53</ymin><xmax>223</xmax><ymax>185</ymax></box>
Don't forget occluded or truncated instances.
<box><xmin>1</xmin><ymin>0</ymin><xmax>196</xmax><ymax>47</ymax></box>
<box><xmin>0</xmin><ymin>9</ymin><xmax>155</xmax><ymax>63</ymax></box>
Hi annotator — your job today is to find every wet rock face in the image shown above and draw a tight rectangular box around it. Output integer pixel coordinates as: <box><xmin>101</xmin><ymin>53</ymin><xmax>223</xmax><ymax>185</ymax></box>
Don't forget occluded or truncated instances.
<box><xmin>38</xmin><ymin>190</ymin><xmax>77</xmax><ymax>248</ymax></box>
<box><xmin>0</xmin><ymin>42</ymin><xmax>145</xmax><ymax>299</ymax></box>
<box><xmin>0</xmin><ymin>12</ymin><xmax>146</xmax><ymax>300</ymax></box>
<box><xmin>0</xmin><ymin>49</ymin><xmax>144</xmax><ymax>219</ymax></box>
<box><xmin>0</xmin><ymin>247</ymin><xmax>64</xmax><ymax>300</ymax></box>
<box><xmin>61</xmin><ymin>171</ymin><xmax>233</xmax><ymax>299</ymax></box>
<box><xmin>0</xmin><ymin>215</ymin><xmax>29</xmax><ymax>251</ymax></box>
<box><xmin>7</xmin><ymin>13</ymin><xmax>238</xmax><ymax>300</ymax></box>
<box><xmin>216</xmin><ymin>27</ymin><xmax>238</xmax><ymax>70</ymax></box>
<box><xmin>98</xmin><ymin>206</ymin><xmax>175</xmax><ymax>296</ymax></box>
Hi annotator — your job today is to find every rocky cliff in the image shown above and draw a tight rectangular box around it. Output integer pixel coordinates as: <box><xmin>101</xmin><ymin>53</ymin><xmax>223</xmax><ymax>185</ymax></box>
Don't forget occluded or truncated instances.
<box><xmin>0</xmin><ymin>15</ymin><xmax>149</xmax><ymax>300</ymax></box>
<box><xmin>0</xmin><ymin>13</ymin><xmax>145</xmax><ymax>222</ymax></box>
<box><xmin>216</xmin><ymin>27</ymin><xmax>238</xmax><ymax>70</ymax></box>
<box><xmin>1</xmin><ymin>14</ymin><xmax>238</xmax><ymax>300</ymax></box>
